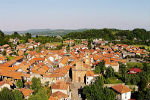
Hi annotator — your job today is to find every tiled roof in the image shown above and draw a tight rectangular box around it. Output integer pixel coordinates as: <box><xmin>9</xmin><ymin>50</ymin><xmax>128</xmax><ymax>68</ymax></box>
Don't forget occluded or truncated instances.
<box><xmin>52</xmin><ymin>91</ymin><xmax>68</xmax><ymax>99</ymax></box>
<box><xmin>60</xmin><ymin>57</ymin><xmax>68</xmax><ymax>65</ymax></box>
<box><xmin>86</xmin><ymin>71</ymin><xmax>94</xmax><ymax>77</ymax></box>
<box><xmin>20</xmin><ymin>88</ymin><xmax>34</xmax><ymax>97</ymax></box>
<box><xmin>112</xmin><ymin>84</ymin><xmax>131</xmax><ymax>93</ymax></box>
<box><xmin>48</xmin><ymin>96</ymin><xmax>59</xmax><ymax>100</ymax></box>
<box><xmin>0</xmin><ymin>80</ymin><xmax>13</xmax><ymax>86</ymax></box>
<box><xmin>51</xmin><ymin>82</ymin><xmax>69</xmax><ymax>90</ymax></box>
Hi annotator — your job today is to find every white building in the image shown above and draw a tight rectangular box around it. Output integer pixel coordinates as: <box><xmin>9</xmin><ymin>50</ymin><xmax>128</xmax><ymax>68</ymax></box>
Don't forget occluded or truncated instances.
<box><xmin>0</xmin><ymin>80</ymin><xmax>12</xmax><ymax>91</ymax></box>
<box><xmin>111</xmin><ymin>84</ymin><xmax>132</xmax><ymax>100</ymax></box>
<box><xmin>51</xmin><ymin>82</ymin><xmax>71</xmax><ymax>100</ymax></box>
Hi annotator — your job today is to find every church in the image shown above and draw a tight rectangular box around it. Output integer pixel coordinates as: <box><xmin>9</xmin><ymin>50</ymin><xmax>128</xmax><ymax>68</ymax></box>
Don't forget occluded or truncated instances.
<box><xmin>72</xmin><ymin>53</ymin><xmax>91</xmax><ymax>83</ymax></box>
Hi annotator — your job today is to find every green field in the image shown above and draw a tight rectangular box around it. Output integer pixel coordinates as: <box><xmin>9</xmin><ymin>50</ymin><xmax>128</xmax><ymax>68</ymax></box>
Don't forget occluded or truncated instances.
<box><xmin>126</xmin><ymin>62</ymin><xmax>144</xmax><ymax>69</ymax></box>
<box><xmin>132</xmin><ymin>45</ymin><xmax>150</xmax><ymax>51</ymax></box>
<box><xmin>106</xmin><ymin>77</ymin><xmax>123</xmax><ymax>84</ymax></box>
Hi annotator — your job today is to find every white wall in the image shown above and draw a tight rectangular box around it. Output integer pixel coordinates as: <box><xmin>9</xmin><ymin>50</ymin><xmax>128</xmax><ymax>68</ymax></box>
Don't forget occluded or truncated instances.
<box><xmin>86</xmin><ymin>76</ymin><xmax>94</xmax><ymax>85</ymax></box>
<box><xmin>112</xmin><ymin>65</ymin><xmax>119</xmax><ymax>72</ymax></box>
<box><xmin>0</xmin><ymin>84</ymin><xmax>10</xmax><ymax>91</ymax></box>
<box><xmin>120</xmin><ymin>92</ymin><xmax>131</xmax><ymax>100</ymax></box>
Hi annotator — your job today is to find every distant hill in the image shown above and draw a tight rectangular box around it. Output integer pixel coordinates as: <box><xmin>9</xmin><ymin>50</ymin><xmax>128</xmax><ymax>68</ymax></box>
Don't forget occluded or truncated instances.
<box><xmin>4</xmin><ymin>29</ymin><xmax>88</xmax><ymax>36</ymax></box>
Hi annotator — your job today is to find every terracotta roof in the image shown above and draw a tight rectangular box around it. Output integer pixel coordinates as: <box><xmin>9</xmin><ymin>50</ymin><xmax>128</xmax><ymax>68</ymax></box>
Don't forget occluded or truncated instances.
<box><xmin>0</xmin><ymin>56</ymin><xmax>6</xmax><ymax>61</ymax></box>
<box><xmin>52</xmin><ymin>91</ymin><xmax>68</xmax><ymax>99</ymax></box>
<box><xmin>20</xmin><ymin>88</ymin><xmax>34</xmax><ymax>97</ymax></box>
<box><xmin>0</xmin><ymin>69</ymin><xmax>29</xmax><ymax>79</ymax></box>
<box><xmin>51</xmin><ymin>82</ymin><xmax>69</xmax><ymax>90</ymax></box>
<box><xmin>15</xmin><ymin>56</ymin><xmax>23</xmax><ymax>61</ymax></box>
<box><xmin>83</xmin><ymin>63</ymin><xmax>91</xmax><ymax>69</ymax></box>
<box><xmin>0</xmin><ymin>80</ymin><xmax>13</xmax><ymax>86</ymax></box>
<box><xmin>48</xmin><ymin>96</ymin><xmax>59</xmax><ymax>100</ymax></box>
<box><xmin>60</xmin><ymin>57</ymin><xmax>68</xmax><ymax>65</ymax></box>
<box><xmin>86</xmin><ymin>71</ymin><xmax>94</xmax><ymax>77</ymax></box>
<box><xmin>110</xmin><ymin>62</ymin><xmax>119</xmax><ymax>66</ymax></box>
<box><xmin>29</xmin><ymin>57</ymin><xmax>45</xmax><ymax>64</ymax></box>
<box><xmin>112</xmin><ymin>84</ymin><xmax>132</xmax><ymax>93</ymax></box>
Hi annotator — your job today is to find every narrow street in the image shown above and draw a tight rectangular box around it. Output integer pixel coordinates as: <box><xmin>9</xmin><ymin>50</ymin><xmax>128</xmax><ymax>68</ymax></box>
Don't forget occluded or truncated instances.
<box><xmin>71</xmin><ymin>82</ymin><xmax>85</xmax><ymax>100</ymax></box>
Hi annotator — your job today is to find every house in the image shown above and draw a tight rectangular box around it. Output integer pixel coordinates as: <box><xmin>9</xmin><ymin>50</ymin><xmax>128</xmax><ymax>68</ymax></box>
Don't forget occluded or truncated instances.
<box><xmin>0</xmin><ymin>80</ymin><xmax>13</xmax><ymax>91</ymax></box>
<box><xmin>59</xmin><ymin>57</ymin><xmax>68</xmax><ymax>68</ymax></box>
<box><xmin>105</xmin><ymin>61</ymin><xmax>119</xmax><ymax>72</ymax></box>
<box><xmin>111</xmin><ymin>84</ymin><xmax>132</xmax><ymax>100</ymax></box>
<box><xmin>129</xmin><ymin>68</ymin><xmax>141</xmax><ymax>74</ymax></box>
<box><xmin>110</xmin><ymin>62</ymin><xmax>119</xmax><ymax>72</ymax></box>
<box><xmin>48</xmin><ymin>96</ymin><xmax>59</xmax><ymax>100</ymax></box>
<box><xmin>51</xmin><ymin>81</ymin><xmax>71</xmax><ymax>100</ymax></box>
<box><xmin>86</xmin><ymin>71</ymin><xmax>95</xmax><ymax>85</ymax></box>
<box><xmin>63</xmin><ymin>40</ymin><xmax>74</xmax><ymax>45</ymax></box>
<box><xmin>19</xmin><ymin>88</ymin><xmax>34</xmax><ymax>99</ymax></box>
<box><xmin>0</xmin><ymin>56</ymin><xmax>7</xmax><ymax>64</ymax></box>
<box><xmin>51</xmin><ymin>91</ymin><xmax>69</xmax><ymax>100</ymax></box>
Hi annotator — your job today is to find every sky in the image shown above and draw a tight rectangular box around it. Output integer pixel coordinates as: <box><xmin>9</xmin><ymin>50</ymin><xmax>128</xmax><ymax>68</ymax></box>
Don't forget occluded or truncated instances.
<box><xmin>0</xmin><ymin>0</ymin><xmax>150</xmax><ymax>31</ymax></box>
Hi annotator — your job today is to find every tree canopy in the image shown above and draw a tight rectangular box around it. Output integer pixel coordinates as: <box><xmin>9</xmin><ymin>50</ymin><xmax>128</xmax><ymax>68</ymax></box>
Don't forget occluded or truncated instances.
<box><xmin>83</xmin><ymin>76</ymin><xmax>116</xmax><ymax>100</ymax></box>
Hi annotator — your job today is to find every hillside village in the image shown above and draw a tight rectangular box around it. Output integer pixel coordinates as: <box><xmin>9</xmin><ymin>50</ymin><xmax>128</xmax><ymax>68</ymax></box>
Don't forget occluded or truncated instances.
<box><xmin>0</xmin><ymin>36</ymin><xmax>150</xmax><ymax>100</ymax></box>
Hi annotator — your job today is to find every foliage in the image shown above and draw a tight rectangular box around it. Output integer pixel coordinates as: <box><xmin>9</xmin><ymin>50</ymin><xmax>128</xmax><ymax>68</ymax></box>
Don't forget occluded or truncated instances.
<box><xmin>31</xmin><ymin>77</ymin><xmax>42</xmax><ymax>94</ymax></box>
<box><xmin>63</xmin><ymin>28</ymin><xmax>150</xmax><ymax>46</ymax></box>
<box><xmin>138</xmin><ymin>72</ymin><xmax>149</xmax><ymax>91</ymax></box>
<box><xmin>12</xmin><ymin>90</ymin><xmax>23</xmax><ymax>100</ymax></box>
<box><xmin>94</xmin><ymin>60</ymin><xmax>105</xmax><ymax>74</ymax></box>
<box><xmin>16</xmin><ymin>80</ymin><xmax>23</xmax><ymax>88</ymax></box>
<box><xmin>119</xmin><ymin>63</ymin><xmax>127</xmax><ymax>82</ymax></box>
<box><xmin>33</xmin><ymin>36</ymin><xmax>62</xmax><ymax>44</ymax></box>
<box><xmin>87</xmin><ymin>39</ymin><xmax>92</xmax><ymax>49</ymax></box>
<box><xmin>83</xmin><ymin>76</ymin><xmax>116</xmax><ymax>100</ymax></box>
<box><xmin>137</xmin><ymin>88</ymin><xmax>150</xmax><ymax>100</ymax></box>
<box><xmin>2</xmin><ymin>50</ymin><xmax>6</xmax><ymax>56</ymax></box>
<box><xmin>29</xmin><ymin>77</ymin><xmax>48</xmax><ymax>100</ymax></box>
<box><xmin>105</xmin><ymin>66</ymin><xmax>114</xmax><ymax>78</ymax></box>
<box><xmin>55</xmin><ymin>43</ymin><xmax>64</xmax><ymax>50</ymax></box>
<box><xmin>0</xmin><ymin>87</ymin><xmax>15</xmax><ymax>100</ymax></box>
<box><xmin>126</xmin><ymin>62</ymin><xmax>144</xmax><ymax>69</ymax></box>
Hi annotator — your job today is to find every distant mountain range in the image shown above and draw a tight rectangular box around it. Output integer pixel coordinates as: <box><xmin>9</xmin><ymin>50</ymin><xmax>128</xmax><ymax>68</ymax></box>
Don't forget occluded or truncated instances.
<box><xmin>4</xmin><ymin>29</ymin><xmax>88</xmax><ymax>36</ymax></box>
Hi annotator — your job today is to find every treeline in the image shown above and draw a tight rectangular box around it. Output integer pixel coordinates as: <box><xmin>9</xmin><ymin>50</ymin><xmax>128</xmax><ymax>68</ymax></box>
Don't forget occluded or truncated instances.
<box><xmin>63</xmin><ymin>28</ymin><xmax>150</xmax><ymax>45</ymax></box>
<box><xmin>1</xmin><ymin>28</ymin><xmax>150</xmax><ymax>46</ymax></box>
<box><xmin>0</xmin><ymin>30</ymin><xmax>32</xmax><ymax>46</ymax></box>
<box><xmin>0</xmin><ymin>30</ymin><xmax>62</xmax><ymax>46</ymax></box>
<box><xmin>33</xmin><ymin>35</ymin><xmax>62</xmax><ymax>44</ymax></box>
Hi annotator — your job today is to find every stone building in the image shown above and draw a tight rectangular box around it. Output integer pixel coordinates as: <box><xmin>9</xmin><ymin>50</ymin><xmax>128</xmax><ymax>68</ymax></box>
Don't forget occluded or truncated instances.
<box><xmin>72</xmin><ymin>58</ymin><xmax>91</xmax><ymax>83</ymax></box>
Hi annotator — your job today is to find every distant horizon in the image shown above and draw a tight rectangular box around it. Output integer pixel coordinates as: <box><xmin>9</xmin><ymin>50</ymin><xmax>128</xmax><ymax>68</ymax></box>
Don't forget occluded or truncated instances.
<box><xmin>0</xmin><ymin>0</ymin><xmax>150</xmax><ymax>31</ymax></box>
<box><xmin>2</xmin><ymin>27</ymin><xmax>150</xmax><ymax>32</ymax></box>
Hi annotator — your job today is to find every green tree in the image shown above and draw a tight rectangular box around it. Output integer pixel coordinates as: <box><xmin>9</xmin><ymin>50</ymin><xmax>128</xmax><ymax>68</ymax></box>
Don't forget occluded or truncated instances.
<box><xmin>12</xmin><ymin>32</ymin><xmax>21</xmax><ymax>39</ymax></box>
<box><xmin>0</xmin><ymin>30</ymin><xmax>4</xmax><ymax>38</ymax></box>
<box><xmin>28</xmin><ymin>95</ymin><xmax>40</xmax><ymax>100</ymax></box>
<box><xmin>105</xmin><ymin>66</ymin><xmax>114</xmax><ymax>78</ymax></box>
<box><xmin>29</xmin><ymin>79</ymin><xmax>48</xmax><ymax>100</ymax></box>
<box><xmin>12</xmin><ymin>90</ymin><xmax>23</xmax><ymax>100</ymax></box>
<box><xmin>119</xmin><ymin>63</ymin><xmax>127</xmax><ymax>82</ymax></box>
<box><xmin>25</xmin><ymin>33</ymin><xmax>31</xmax><ymax>39</ymax></box>
<box><xmin>83</xmin><ymin>76</ymin><xmax>116</xmax><ymax>100</ymax></box>
<box><xmin>16</xmin><ymin>80</ymin><xmax>23</xmax><ymax>88</ymax></box>
<box><xmin>31</xmin><ymin>77</ymin><xmax>42</xmax><ymax>94</ymax></box>
<box><xmin>94</xmin><ymin>65</ymin><xmax>101</xmax><ymax>74</ymax></box>
<box><xmin>87</xmin><ymin>39</ymin><xmax>92</xmax><ymax>49</ymax></box>
<box><xmin>94</xmin><ymin>60</ymin><xmax>106</xmax><ymax>74</ymax></box>
<box><xmin>2</xmin><ymin>50</ymin><xmax>6</xmax><ymax>56</ymax></box>
<box><xmin>0</xmin><ymin>87</ymin><xmax>15</xmax><ymax>100</ymax></box>
<box><xmin>137</xmin><ymin>88</ymin><xmax>150</xmax><ymax>100</ymax></box>
<box><xmin>138</xmin><ymin>72</ymin><xmax>149</xmax><ymax>91</ymax></box>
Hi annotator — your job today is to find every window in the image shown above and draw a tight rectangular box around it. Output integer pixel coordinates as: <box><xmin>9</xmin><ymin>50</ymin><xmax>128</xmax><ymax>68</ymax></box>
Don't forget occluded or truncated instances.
<box><xmin>125</xmin><ymin>93</ymin><xmax>127</xmax><ymax>99</ymax></box>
